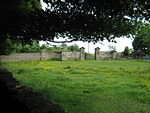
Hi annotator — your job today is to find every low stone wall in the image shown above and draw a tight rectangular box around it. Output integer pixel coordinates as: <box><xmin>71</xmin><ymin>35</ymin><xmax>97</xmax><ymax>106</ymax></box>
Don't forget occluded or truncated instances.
<box><xmin>0</xmin><ymin>53</ymin><xmax>41</xmax><ymax>62</ymax></box>
<box><xmin>62</xmin><ymin>52</ymin><xmax>81</xmax><ymax>60</ymax></box>
<box><xmin>97</xmin><ymin>51</ymin><xmax>112</xmax><ymax>60</ymax></box>
<box><xmin>41</xmin><ymin>52</ymin><xmax>61</xmax><ymax>60</ymax></box>
<box><xmin>0</xmin><ymin>47</ymin><xmax>124</xmax><ymax>62</ymax></box>
<box><xmin>0</xmin><ymin>50</ymin><xmax>85</xmax><ymax>62</ymax></box>
<box><xmin>97</xmin><ymin>51</ymin><xmax>123</xmax><ymax>60</ymax></box>
<box><xmin>61</xmin><ymin>47</ymin><xmax>85</xmax><ymax>61</ymax></box>
<box><xmin>0</xmin><ymin>52</ymin><xmax>61</xmax><ymax>62</ymax></box>
<box><xmin>0</xmin><ymin>48</ymin><xmax>85</xmax><ymax>62</ymax></box>
<box><xmin>95</xmin><ymin>47</ymin><xmax>123</xmax><ymax>60</ymax></box>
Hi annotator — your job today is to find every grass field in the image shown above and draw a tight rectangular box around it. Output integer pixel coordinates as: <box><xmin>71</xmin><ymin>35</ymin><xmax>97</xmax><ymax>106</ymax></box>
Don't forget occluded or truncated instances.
<box><xmin>2</xmin><ymin>60</ymin><xmax>150</xmax><ymax>113</ymax></box>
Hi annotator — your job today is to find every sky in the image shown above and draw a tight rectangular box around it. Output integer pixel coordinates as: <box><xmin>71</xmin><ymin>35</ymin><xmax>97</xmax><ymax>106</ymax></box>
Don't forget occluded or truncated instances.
<box><xmin>40</xmin><ymin>0</ymin><xmax>133</xmax><ymax>54</ymax></box>
<box><xmin>40</xmin><ymin>37</ymin><xmax>133</xmax><ymax>54</ymax></box>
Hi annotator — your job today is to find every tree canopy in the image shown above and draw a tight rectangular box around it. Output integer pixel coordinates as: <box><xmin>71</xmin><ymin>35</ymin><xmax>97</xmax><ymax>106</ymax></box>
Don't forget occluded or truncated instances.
<box><xmin>0</xmin><ymin>0</ymin><xmax>41</xmax><ymax>54</ymax></box>
<box><xmin>0</xmin><ymin>0</ymin><xmax>41</xmax><ymax>40</ymax></box>
<box><xmin>132</xmin><ymin>24</ymin><xmax>150</xmax><ymax>55</ymax></box>
<box><xmin>41</xmin><ymin>0</ymin><xmax>150</xmax><ymax>42</ymax></box>
<box><xmin>0</xmin><ymin>0</ymin><xmax>150</xmax><ymax>44</ymax></box>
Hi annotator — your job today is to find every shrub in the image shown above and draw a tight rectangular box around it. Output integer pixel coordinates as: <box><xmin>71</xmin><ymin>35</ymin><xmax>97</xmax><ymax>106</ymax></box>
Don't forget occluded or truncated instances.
<box><xmin>123</xmin><ymin>46</ymin><xmax>130</xmax><ymax>57</ymax></box>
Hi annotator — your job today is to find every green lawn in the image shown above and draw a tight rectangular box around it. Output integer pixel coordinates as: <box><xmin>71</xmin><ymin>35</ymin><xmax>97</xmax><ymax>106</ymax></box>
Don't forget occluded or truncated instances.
<box><xmin>2</xmin><ymin>60</ymin><xmax>150</xmax><ymax>113</ymax></box>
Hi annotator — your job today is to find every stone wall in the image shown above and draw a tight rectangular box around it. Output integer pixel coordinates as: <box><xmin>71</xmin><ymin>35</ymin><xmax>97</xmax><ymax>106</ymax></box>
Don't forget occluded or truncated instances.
<box><xmin>61</xmin><ymin>47</ymin><xmax>85</xmax><ymax>60</ymax></box>
<box><xmin>95</xmin><ymin>47</ymin><xmax>123</xmax><ymax>60</ymax></box>
<box><xmin>0</xmin><ymin>53</ymin><xmax>41</xmax><ymax>62</ymax></box>
<box><xmin>97</xmin><ymin>51</ymin><xmax>123</xmax><ymax>60</ymax></box>
<box><xmin>41</xmin><ymin>51</ymin><xmax>61</xmax><ymax>60</ymax></box>
<box><xmin>0</xmin><ymin>48</ymin><xmax>85</xmax><ymax>62</ymax></box>
<box><xmin>0</xmin><ymin>52</ymin><xmax>61</xmax><ymax>62</ymax></box>
<box><xmin>62</xmin><ymin>52</ymin><xmax>81</xmax><ymax>60</ymax></box>
<box><xmin>0</xmin><ymin>47</ymin><xmax>124</xmax><ymax>62</ymax></box>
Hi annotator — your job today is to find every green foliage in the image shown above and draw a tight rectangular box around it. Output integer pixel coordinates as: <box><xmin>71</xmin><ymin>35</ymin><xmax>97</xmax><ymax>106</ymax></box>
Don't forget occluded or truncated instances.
<box><xmin>19</xmin><ymin>40</ymin><xmax>41</xmax><ymax>53</ymax></box>
<box><xmin>3</xmin><ymin>38</ymin><xmax>14</xmax><ymax>55</ymax></box>
<box><xmin>59</xmin><ymin>44</ymin><xmax>68</xmax><ymax>50</ymax></box>
<box><xmin>19</xmin><ymin>0</ymin><xmax>41</xmax><ymax>12</ymax></box>
<box><xmin>31</xmin><ymin>40</ymin><xmax>41</xmax><ymax>52</ymax></box>
<box><xmin>40</xmin><ymin>44</ymin><xmax>48</xmax><ymax>50</ymax></box>
<box><xmin>46</xmin><ymin>46</ymin><xmax>62</xmax><ymax>52</ymax></box>
<box><xmin>123</xmin><ymin>46</ymin><xmax>130</xmax><ymax>57</ymax></box>
<box><xmin>132</xmin><ymin>24</ymin><xmax>150</xmax><ymax>55</ymax></box>
<box><xmin>108</xmin><ymin>45</ymin><xmax>116</xmax><ymax>53</ymax></box>
<box><xmin>67</xmin><ymin>44</ymin><xmax>80</xmax><ymax>51</ymax></box>
<box><xmin>3</xmin><ymin>60</ymin><xmax>150</xmax><ymax>113</ymax></box>
<box><xmin>0</xmin><ymin>0</ymin><xmax>149</xmax><ymax>45</ymax></box>
<box><xmin>45</xmin><ymin>44</ymin><xmax>80</xmax><ymax>52</ymax></box>
<box><xmin>0</xmin><ymin>39</ymin><xmax>42</xmax><ymax>54</ymax></box>
<box><xmin>21</xmin><ymin>44</ymin><xmax>32</xmax><ymax>53</ymax></box>
<box><xmin>40</xmin><ymin>0</ymin><xmax>149</xmax><ymax>43</ymax></box>
<box><xmin>1</xmin><ymin>0</ymin><xmax>149</xmax><ymax>54</ymax></box>
<box><xmin>0</xmin><ymin>0</ymin><xmax>42</xmax><ymax>54</ymax></box>
<box><xmin>0</xmin><ymin>39</ymin><xmax>80</xmax><ymax>55</ymax></box>
<box><xmin>1</xmin><ymin>37</ymin><xmax>23</xmax><ymax>55</ymax></box>
<box><xmin>85</xmin><ymin>53</ymin><xmax>95</xmax><ymax>60</ymax></box>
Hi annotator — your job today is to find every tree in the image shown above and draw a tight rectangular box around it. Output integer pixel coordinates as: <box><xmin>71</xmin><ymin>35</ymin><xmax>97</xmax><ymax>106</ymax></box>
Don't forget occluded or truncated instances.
<box><xmin>30</xmin><ymin>40</ymin><xmax>41</xmax><ymax>52</ymax></box>
<box><xmin>40</xmin><ymin>44</ymin><xmax>48</xmax><ymax>50</ymax></box>
<box><xmin>123</xmin><ymin>46</ymin><xmax>130</xmax><ymax>57</ymax></box>
<box><xmin>108</xmin><ymin>45</ymin><xmax>116</xmax><ymax>53</ymax></box>
<box><xmin>2</xmin><ymin>38</ymin><xmax>15</xmax><ymax>55</ymax></box>
<box><xmin>59</xmin><ymin>44</ymin><xmax>68</xmax><ymax>50</ymax></box>
<box><xmin>0</xmin><ymin>0</ymin><xmax>150</xmax><ymax>54</ymax></box>
<box><xmin>38</xmin><ymin>0</ymin><xmax>149</xmax><ymax>43</ymax></box>
<box><xmin>67</xmin><ymin>44</ymin><xmax>80</xmax><ymax>51</ymax></box>
<box><xmin>132</xmin><ymin>24</ymin><xmax>150</xmax><ymax>55</ymax></box>
<box><xmin>0</xmin><ymin>0</ymin><xmax>41</xmax><ymax>54</ymax></box>
<box><xmin>133</xmin><ymin>50</ymin><xmax>145</xmax><ymax>59</ymax></box>
<box><xmin>59</xmin><ymin>44</ymin><xmax>80</xmax><ymax>51</ymax></box>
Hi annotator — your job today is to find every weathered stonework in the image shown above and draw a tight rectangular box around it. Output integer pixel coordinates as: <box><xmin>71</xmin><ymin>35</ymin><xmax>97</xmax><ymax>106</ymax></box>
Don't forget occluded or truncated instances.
<box><xmin>40</xmin><ymin>51</ymin><xmax>61</xmax><ymax>61</ymax></box>
<box><xmin>0</xmin><ymin>48</ymin><xmax>85</xmax><ymax>62</ymax></box>
<box><xmin>0</xmin><ymin>52</ymin><xmax>61</xmax><ymax>62</ymax></box>
<box><xmin>61</xmin><ymin>52</ymin><xmax>81</xmax><ymax>60</ymax></box>
<box><xmin>0</xmin><ymin>47</ymin><xmax>124</xmax><ymax>62</ymax></box>
<box><xmin>95</xmin><ymin>47</ymin><xmax>123</xmax><ymax>60</ymax></box>
<box><xmin>0</xmin><ymin>53</ymin><xmax>41</xmax><ymax>62</ymax></box>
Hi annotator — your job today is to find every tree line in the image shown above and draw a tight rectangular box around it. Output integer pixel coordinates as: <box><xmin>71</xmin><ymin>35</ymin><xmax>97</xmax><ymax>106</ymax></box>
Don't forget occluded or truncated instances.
<box><xmin>2</xmin><ymin>38</ymin><xmax>80</xmax><ymax>55</ymax></box>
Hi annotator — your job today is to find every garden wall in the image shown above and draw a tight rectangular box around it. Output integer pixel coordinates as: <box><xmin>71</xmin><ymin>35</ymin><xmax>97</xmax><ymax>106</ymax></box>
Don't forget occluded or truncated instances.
<box><xmin>0</xmin><ymin>53</ymin><xmax>41</xmax><ymax>62</ymax></box>
<box><xmin>61</xmin><ymin>47</ymin><xmax>85</xmax><ymax>60</ymax></box>
<box><xmin>96</xmin><ymin>51</ymin><xmax>123</xmax><ymax>60</ymax></box>
<box><xmin>62</xmin><ymin>52</ymin><xmax>81</xmax><ymax>60</ymax></box>
<box><xmin>0</xmin><ymin>49</ymin><xmax>85</xmax><ymax>62</ymax></box>
<box><xmin>0</xmin><ymin>52</ymin><xmax>61</xmax><ymax>62</ymax></box>
<box><xmin>95</xmin><ymin>47</ymin><xmax>124</xmax><ymax>60</ymax></box>
<box><xmin>41</xmin><ymin>52</ymin><xmax>61</xmax><ymax>60</ymax></box>
<box><xmin>0</xmin><ymin>47</ymin><xmax>124</xmax><ymax>62</ymax></box>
